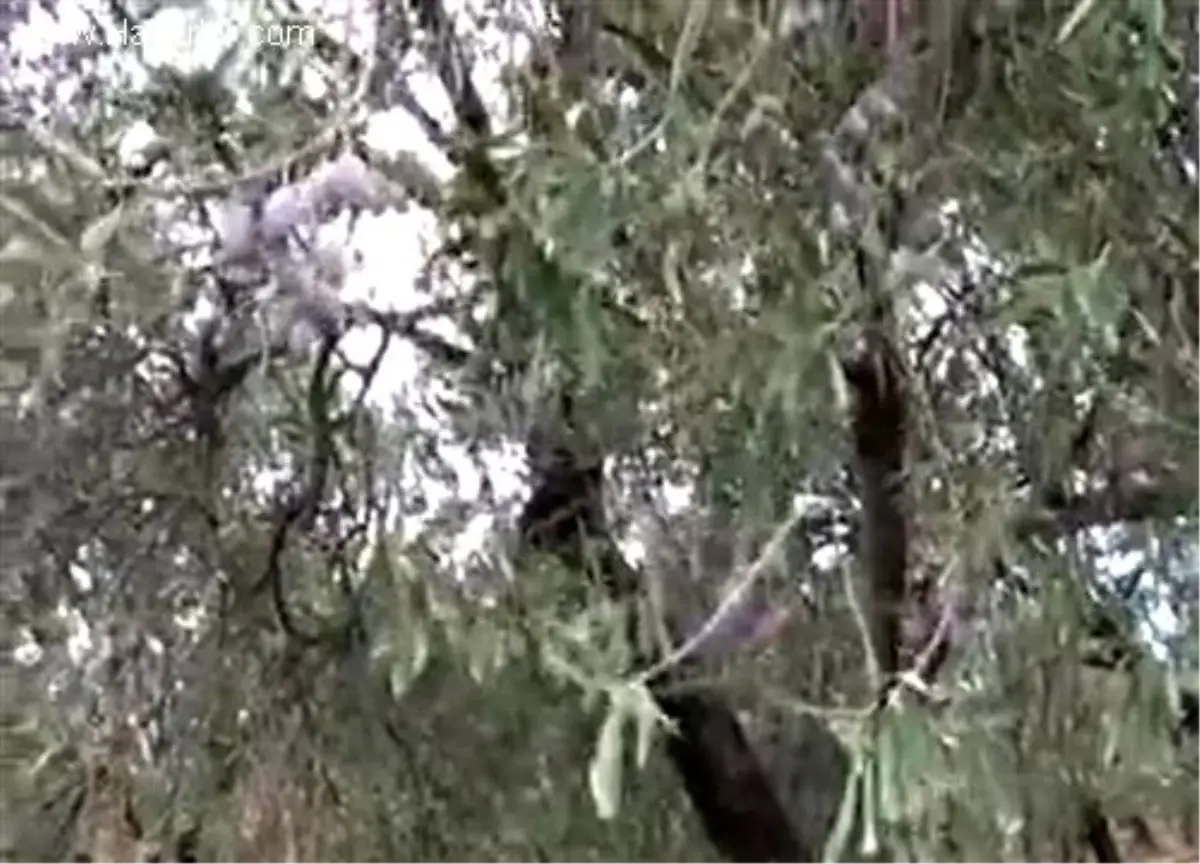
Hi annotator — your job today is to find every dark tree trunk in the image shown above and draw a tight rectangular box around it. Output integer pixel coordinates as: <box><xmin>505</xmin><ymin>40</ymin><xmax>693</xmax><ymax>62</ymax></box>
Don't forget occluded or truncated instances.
<box><xmin>656</xmin><ymin>689</ymin><xmax>807</xmax><ymax>862</ymax></box>
<box><xmin>1082</xmin><ymin>800</ymin><xmax>1121</xmax><ymax>862</ymax></box>
<box><xmin>843</xmin><ymin>328</ymin><xmax>910</xmax><ymax>680</ymax></box>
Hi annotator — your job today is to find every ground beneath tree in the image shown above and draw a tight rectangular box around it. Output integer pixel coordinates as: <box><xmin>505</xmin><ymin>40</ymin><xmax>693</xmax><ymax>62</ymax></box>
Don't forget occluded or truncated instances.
<box><xmin>1118</xmin><ymin>825</ymin><xmax>1195</xmax><ymax>864</ymax></box>
<box><xmin>1132</xmin><ymin>849</ymin><xmax>1200</xmax><ymax>864</ymax></box>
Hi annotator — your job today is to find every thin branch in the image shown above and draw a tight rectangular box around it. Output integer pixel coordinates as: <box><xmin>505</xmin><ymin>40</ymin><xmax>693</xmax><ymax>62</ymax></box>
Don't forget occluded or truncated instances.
<box><xmin>411</xmin><ymin>0</ymin><xmax>492</xmax><ymax>139</ymax></box>
<box><xmin>637</xmin><ymin>508</ymin><xmax>807</xmax><ymax>683</ymax></box>
<box><xmin>260</xmin><ymin>341</ymin><xmax>340</xmax><ymax>645</ymax></box>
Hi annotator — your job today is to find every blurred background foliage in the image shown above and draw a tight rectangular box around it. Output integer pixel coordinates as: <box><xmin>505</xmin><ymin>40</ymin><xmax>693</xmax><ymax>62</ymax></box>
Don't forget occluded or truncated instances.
<box><xmin>0</xmin><ymin>0</ymin><xmax>1196</xmax><ymax>860</ymax></box>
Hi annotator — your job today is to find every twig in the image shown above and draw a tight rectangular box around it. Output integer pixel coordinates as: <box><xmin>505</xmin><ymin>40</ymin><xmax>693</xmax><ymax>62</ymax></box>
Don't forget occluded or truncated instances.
<box><xmin>636</xmin><ymin>507</ymin><xmax>805</xmax><ymax>683</ymax></box>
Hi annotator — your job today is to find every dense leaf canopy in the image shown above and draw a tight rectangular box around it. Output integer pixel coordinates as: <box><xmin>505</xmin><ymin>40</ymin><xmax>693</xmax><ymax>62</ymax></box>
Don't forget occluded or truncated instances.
<box><xmin>1</xmin><ymin>0</ymin><xmax>1196</xmax><ymax>861</ymax></box>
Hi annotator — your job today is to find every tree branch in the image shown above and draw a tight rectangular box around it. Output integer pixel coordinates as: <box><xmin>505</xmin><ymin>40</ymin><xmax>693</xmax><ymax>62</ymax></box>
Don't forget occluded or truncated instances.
<box><xmin>411</xmin><ymin>0</ymin><xmax>492</xmax><ymax>139</ymax></box>
<box><xmin>844</xmin><ymin>284</ymin><xmax>911</xmax><ymax>679</ymax></box>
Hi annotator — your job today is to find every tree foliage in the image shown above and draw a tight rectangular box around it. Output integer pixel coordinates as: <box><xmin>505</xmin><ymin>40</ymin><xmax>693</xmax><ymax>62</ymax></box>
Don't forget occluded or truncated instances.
<box><xmin>1</xmin><ymin>0</ymin><xmax>1196</xmax><ymax>861</ymax></box>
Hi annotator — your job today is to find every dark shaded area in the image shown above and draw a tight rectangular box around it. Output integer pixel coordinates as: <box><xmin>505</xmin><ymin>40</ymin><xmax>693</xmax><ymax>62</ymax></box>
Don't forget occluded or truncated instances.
<box><xmin>1083</xmin><ymin>799</ymin><xmax>1122</xmax><ymax>862</ymax></box>
<box><xmin>843</xmin><ymin>316</ymin><xmax>910</xmax><ymax>679</ymax></box>
<box><xmin>766</xmin><ymin>711</ymin><xmax>855</xmax><ymax>858</ymax></box>
<box><xmin>656</xmin><ymin>690</ymin><xmax>807</xmax><ymax>862</ymax></box>
<box><xmin>516</xmin><ymin>403</ymin><xmax>816</xmax><ymax>862</ymax></box>
<box><xmin>1179</xmin><ymin>689</ymin><xmax>1199</xmax><ymax>740</ymax></box>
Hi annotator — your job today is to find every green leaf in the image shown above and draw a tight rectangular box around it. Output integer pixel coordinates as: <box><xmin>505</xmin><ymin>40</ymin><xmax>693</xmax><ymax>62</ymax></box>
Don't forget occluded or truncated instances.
<box><xmin>629</xmin><ymin>683</ymin><xmax>663</xmax><ymax>769</ymax></box>
<box><xmin>1056</xmin><ymin>0</ymin><xmax>1100</xmax><ymax>44</ymax></box>
<box><xmin>410</xmin><ymin>622</ymin><xmax>431</xmax><ymax>680</ymax></box>
<box><xmin>389</xmin><ymin>622</ymin><xmax>433</xmax><ymax>700</ymax></box>
<box><xmin>827</xmin><ymin>349</ymin><xmax>850</xmax><ymax>415</ymax></box>
<box><xmin>0</xmin><ymin>234</ymin><xmax>51</xmax><ymax>268</ymax></box>
<box><xmin>1067</xmin><ymin>244</ymin><xmax>1122</xmax><ymax>337</ymax></box>
<box><xmin>889</xmin><ymin>707</ymin><xmax>936</xmax><ymax>820</ymax></box>
<box><xmin>876</xmin><ymin>713</ymin><xmax>903</xmax><ymax>825</ymax></box>
<box><xmin>79</xmin><ymin>204</ymin><xmax>124</xmax><ymax>260</ymax></box>
<box><xmin>0</xmin><ymin>194</ymin><xmax>69</xmax><ymax>250</ymax></box>
<box><xmin>465</xmin><ymin>618</ymin><xmax>507</xmax><ymax>683</ymax></box>
<box><xmin>588</xmin><ymin>695</ymin><xmax>627</xmax><ymax>820</ymax></box>
<box><xmin>389</xmin><ymin>652</ymin><xmax>418</xmax><ymax>700</ymax></box>
<box><xmin>24</xmin><ymin>125</ymin><xmax>107</xmax><ymax>180</ymax></box>
<box><xmin>859</xmin><ymin>746</ymin><xmax>880</xmax><ymax>857</ymax></box>
<box><xmin>823</xmin><ymin>738</ymin><xmax>864</xmax><ymax>863</ymax></box>
<box><xmin>574</xmin><ymin>289</ymin><xmax>607</xmax><ymax>389</ymax></box>
<box><xmin>540</xmin><ymin>641</ymin><xmax>588</xmax><ymax>688</ymax></box>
